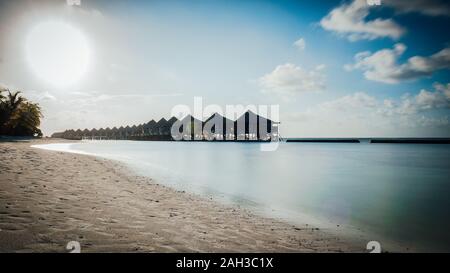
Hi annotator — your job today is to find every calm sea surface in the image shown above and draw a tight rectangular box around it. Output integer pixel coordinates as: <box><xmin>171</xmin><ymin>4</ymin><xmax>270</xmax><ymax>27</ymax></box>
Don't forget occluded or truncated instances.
<box><xmin>36</xmin><ymin>140</ymin><xmax>450</xmax><ymax>252</ymax></box>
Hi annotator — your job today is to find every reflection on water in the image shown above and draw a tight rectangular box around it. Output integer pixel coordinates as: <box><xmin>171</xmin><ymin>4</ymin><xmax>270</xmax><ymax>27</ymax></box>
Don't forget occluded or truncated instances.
<box><xmin>41</xmin><ymin>140</ymin><xmax>450</xmax><ymax>252</ymax></box>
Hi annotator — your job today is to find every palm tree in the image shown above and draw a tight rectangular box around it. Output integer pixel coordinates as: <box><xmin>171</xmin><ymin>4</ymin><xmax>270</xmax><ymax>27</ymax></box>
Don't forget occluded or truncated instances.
<box><xmin>3</xmin><ymin>91</ymin><xmax>25</xmax><ymax>117</ymax></box>
<box><xmin>0</xmin><ymin>90</ymin><xmax>43</xmax><ymax>137</ymax></box>
<box><xmin>1</xmin><ymin>90</ymin><xmax>24</xmax><ymax>134</ymax></box>
<box><xmin>10</xmin><ymin>101</ymin><xmax>43</xmax><ymax>137</ymax></box>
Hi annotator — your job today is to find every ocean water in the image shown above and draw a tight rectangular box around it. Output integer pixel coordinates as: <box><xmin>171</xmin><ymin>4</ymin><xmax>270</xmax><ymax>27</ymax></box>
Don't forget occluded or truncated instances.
<box><xmin>35</xmin><ymin>140</ymin><xmax>450</xmax><ymax>252</ymax></box>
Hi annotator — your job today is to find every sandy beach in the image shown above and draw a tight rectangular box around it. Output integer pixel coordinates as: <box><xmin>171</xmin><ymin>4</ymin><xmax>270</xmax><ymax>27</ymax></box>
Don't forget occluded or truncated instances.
<box><xmin>0</xmin><ymin>139</ymin><xmax>364</xmax><ymax>253</ymax></box>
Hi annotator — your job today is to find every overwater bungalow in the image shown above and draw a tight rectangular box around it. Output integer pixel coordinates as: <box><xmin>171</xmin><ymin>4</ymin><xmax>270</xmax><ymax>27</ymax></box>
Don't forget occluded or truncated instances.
<box><xmin>135</xmin><ymin>124</ymin><xmax>144</xmax><ymax>137</ymax></box>
<box><xmin>118</xmin><ymin>126</ymin><xmax>125</xmax><ymax>139</ymax></box>
<box><xmin>178</xmin><ymin>115</ymin><xmax>203</xmax><ymax>140</ymax></box>
<box><xmin>82</xmin><ymin>128</ymin><xmax>89</xmax><ymax>138</ymax></box>
<box><xmin>90</xmin><ymin>128</ymin><xmax>98</xmax><ymax>139</ymax></box>
<box><xmin>98</xmin><ymin>128</ymin><xmax>106</xmax><ymax>139</ymax></box>
<box><xmin>153</xmin><ymin>118</ymin><xmax>167</xmax><ymax>136</ymax></box>
<box><xmin>202</xmin><ymin>113</ymin><xmax>234</xmax><ymax>140</ymax></box>
<box><xmin>105</xmin><ymin>127</ymin><xmax>111</xmax><ymax>138</ymax></box>
<box><xmin>75</xmin><ymin>129</ymin><xmax>82</xmax><ymax>139</ymax></box>
<box><xmin>143</xmin><ymin>120</ymin><xmax>157</xmax><ymax>136</ymax></box>
<box><xmin>234</xmin><ymin>110</ymin><xmax>279</xmax><ymax>141</ymax></box>
<box><xmin>110</xmin><ymin>127</ymin><xmax>118</xmax><ymax>139</ymax></box>
<box><xmin>161</xmin><ymin>117</ymin><xmax>178</xmax><ymax>136</ymax></box>
<box><xmin>131</xmin><ymin>125</ymin><xmax>137</xmax><ymax>137</ymax></box>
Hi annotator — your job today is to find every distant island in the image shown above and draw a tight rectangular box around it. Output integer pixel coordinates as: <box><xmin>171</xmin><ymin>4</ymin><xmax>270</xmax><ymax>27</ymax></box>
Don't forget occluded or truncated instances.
<box><xmin>286</xmin><ymin>138</ymin><xmax>450</xmax><ymax>144</ymax></box>
<box><xmin>51</xmin><ymin>111</ymin><xmax>280</xmax><ymax>141</ymax></box>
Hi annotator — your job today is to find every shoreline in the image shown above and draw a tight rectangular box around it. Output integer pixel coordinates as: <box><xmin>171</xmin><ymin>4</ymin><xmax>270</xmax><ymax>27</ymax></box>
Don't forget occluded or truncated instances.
<box><xmin>0</xmin><ymin>138</ymin><xmax>365</xmax><ymax>252</ymax></box>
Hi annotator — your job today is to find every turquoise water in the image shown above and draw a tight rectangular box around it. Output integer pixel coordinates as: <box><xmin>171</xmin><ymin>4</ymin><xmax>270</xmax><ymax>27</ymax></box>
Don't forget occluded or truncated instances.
<box><xmin>37</xmin><ymin>141</ymin><xmax>450</xmax><ymax>252</ymax></box>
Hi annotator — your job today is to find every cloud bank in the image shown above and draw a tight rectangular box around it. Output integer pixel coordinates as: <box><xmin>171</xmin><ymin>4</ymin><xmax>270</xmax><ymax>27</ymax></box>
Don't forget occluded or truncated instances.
<box><xmin>345</xmin><ymin>44</ymin><xmax>450</xmax><ymax>83</ymax></box>
<box><xmin>284</xmin><ymin>83</ymin><xmax>450</xmax><ymax>137</ymax></box>
<box><xmin>320</xmin><ymin>0</ymin><xmax>405</xmax><ymax>41</ymax></box>
<box><xmin>259</xmin><ymin>63</ymin><xmax>326</xmax><ymax>97</ymax></box>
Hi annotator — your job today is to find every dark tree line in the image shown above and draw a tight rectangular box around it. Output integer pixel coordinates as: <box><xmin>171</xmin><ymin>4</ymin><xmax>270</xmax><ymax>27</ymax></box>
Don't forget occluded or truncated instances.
<box><xmin>0</xmin><ymin>88</ymin><xmax>43</xmax><ymax>137</ymax></box>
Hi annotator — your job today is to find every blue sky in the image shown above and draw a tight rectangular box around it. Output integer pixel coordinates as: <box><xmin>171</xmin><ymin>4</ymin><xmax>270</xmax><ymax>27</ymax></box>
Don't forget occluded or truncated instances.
<box><xmin>0</xmin><ymin>0</ymin><xmax>449</xmax><ymax>137</ymax></box>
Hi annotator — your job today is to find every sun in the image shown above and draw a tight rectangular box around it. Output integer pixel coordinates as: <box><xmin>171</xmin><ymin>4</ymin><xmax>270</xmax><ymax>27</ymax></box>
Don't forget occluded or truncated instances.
<box><xmin>25</xmin><ymin>20</ymin><xmax>91</xmax><ymax>87</ymax></box>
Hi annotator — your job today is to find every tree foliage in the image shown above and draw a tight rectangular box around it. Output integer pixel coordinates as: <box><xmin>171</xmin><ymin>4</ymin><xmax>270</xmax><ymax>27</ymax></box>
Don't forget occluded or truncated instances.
<box><xmin>0</xmin><ymin>89</ymin><xmax>43</xmax><ymax>137</ymax></box>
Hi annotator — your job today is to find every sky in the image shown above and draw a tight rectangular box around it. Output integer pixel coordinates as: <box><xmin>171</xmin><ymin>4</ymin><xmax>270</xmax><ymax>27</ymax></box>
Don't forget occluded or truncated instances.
<box><xmin>0</xmin><ymin>0</ymin><xmax>449</xmax><ymax>137</ymax></box>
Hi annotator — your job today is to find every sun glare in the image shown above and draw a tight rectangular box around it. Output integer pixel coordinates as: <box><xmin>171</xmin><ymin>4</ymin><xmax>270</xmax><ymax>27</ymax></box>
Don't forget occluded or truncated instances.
<box><xmin>25</xmin><ymin>21</ymin><xmax>91</xmax><ymax>87</ymax></box>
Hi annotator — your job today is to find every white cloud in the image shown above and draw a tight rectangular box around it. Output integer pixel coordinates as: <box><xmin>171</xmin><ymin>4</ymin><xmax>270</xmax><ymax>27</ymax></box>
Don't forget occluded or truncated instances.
<box><xmin>396</xmin><ymin>83</ymin><xmax>450</xmax><ymax>114</ymax></box>
<box><xmin>435</xmin><ymin>82</ymin><xmax>450</xmax><ymax>98</ymax></box>
<box><xmin>345</xmin><ymin>44</ymin><xmax>450</xmax><ymax>83</ymax></box>
<box><xmin>259</xmin><ymin>63</ymin><xmax>325</xmax><ymax>97</ymax></box>
<box><xmin>318</xmin><ymin>92</ymin><xmax>378</xmax><ymax>112</ymax></box>
<box><xmin>293</xmin><ymin>38</ymin><xmax>306</xmax><ymax>50</ymax></box>
<box><xmin>320</xmin><ymin>0</ymin><xmax>405</xmax><ymax>41</ymax></box>
<box><xmin>283</xmin><ymin>83</ymin><xmax>450</xmax><ymax>137</ymax></box>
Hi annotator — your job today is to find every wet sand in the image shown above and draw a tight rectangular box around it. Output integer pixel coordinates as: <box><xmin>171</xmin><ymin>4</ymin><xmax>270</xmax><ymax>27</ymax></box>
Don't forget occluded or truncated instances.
<box><xmin>0</xmin><ymin>139</ymin><xmax>364</xmax><ymax>252</ymax></box>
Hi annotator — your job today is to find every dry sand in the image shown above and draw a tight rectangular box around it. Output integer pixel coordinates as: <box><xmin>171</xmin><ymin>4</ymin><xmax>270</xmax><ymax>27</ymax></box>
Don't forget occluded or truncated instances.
<box><xmin>0</xmin><ymin>139</ymin><xmax>364</xmax><ymax>252</ymax></box>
